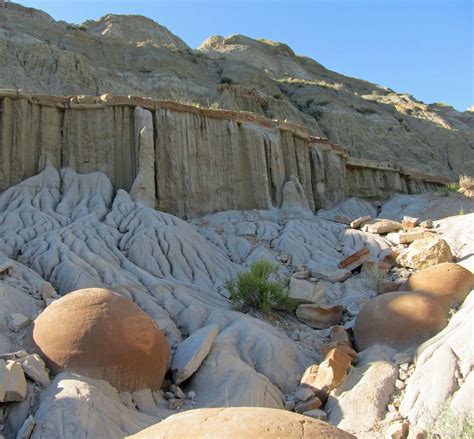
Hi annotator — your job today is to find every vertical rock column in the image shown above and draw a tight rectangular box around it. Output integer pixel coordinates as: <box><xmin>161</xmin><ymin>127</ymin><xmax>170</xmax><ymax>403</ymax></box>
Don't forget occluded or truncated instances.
<box><xmin>130</xmin><ymin>107</ymin><xmax>156</xmax><ymax>208</ymax></box>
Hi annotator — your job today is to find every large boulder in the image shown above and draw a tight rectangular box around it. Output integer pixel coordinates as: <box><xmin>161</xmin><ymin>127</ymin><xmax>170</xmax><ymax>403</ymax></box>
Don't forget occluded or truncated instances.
<box><xmin>127</xmin><ymin>407</ymin><xmax>355</xmax><ymax>438</ymax></box>
<box><xmin>32</xmin><ymin>288</ymin><xmax>170</xmax><ymax>392</ymax></box>
<box><xmin>406</xmin><ymin>262</ymin><xmax>474</xmax><ymax>309</ymax></box>
<box><xmin>396</xmin><ymin>236</ymin><xmax>453</xmax><ymax>270</ymax></box>
<box><xmin>353</xmin><ymin>291</ymin><xmax>448</xmax><ymax>352</ymax></box>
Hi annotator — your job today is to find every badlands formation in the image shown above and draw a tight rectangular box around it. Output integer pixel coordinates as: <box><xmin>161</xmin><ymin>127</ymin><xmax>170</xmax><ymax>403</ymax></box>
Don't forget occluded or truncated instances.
<box><xmin>0</xmin><ymin>2</ymin><xmax>473</xmax><ymax>439</ymax></box>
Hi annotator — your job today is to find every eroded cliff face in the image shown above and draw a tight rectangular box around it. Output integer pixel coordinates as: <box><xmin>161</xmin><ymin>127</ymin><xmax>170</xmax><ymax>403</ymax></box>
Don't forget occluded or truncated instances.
<box><xmin>0</xmin><ymin>2</ymin><xmax>472</xmax><ymax>178</ymax></box>
<box><xmin>0</xmin><ymin>92</ymin><xmax>448</xmax><ymax>218</ymax></box>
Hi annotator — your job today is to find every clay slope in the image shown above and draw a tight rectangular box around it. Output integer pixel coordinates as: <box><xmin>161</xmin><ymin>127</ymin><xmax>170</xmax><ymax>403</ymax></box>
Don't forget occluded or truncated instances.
<box><xmin>0</xmin><ymin>2</ymin><xmax>472</xmax><ymax>177</ymax></box>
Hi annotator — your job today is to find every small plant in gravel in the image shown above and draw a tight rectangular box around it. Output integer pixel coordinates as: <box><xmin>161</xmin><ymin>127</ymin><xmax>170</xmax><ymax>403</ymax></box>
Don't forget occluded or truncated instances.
<box><xmin>225</xmin><ymin>260</ymin><xmax>296</xmax><ymax>314</ymax></box>
<box><xmin>360</xmin><ymin>265</ymin><xmax>386</xmax><ymax>292</ymax></box>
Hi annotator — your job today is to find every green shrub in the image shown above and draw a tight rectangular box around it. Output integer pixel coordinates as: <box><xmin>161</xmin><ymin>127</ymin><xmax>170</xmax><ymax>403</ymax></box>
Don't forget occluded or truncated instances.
<box><xmin>225</xmin><ymin>260</ymin><xmax>296</xmax><ymax>314</ymax></box>
<box><xmin>220</xmin><ymin>77</ymin><xmax>234</xmax><ymax>85</ymax></box>
<box><xmin>438</xmin><ymin>182</ymin><xmax>460</xmax><ymax>197</ymax></box>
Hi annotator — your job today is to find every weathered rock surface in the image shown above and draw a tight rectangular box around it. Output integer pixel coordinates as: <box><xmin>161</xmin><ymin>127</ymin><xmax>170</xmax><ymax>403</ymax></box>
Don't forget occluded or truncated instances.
<box><xmin>361</xmin><ymin>219</ymin><xmax>402</xmax><ymax>234</ymax></box>
<box><xmin>127</xmin><ymin>407</ymin><xmax>355</xmax><ymax>438</ymax></box>
<box><xmin>289</xmin><ymin>278</ymin><xmax>326</xmax><ymax>303</ymax></box>
<box><xmin>338</xmin><ymin>247</ymin><xmax>370</xmax><ymax>271</ymax></box>
<box><xmin>396</xmin><ymin>236</ymin><xmax>453</xmax><ymax>270</ymax></box>
<box><xmin>31</xmin><ymin>373</ymin><xmax>159</xmax><ymax>439</ymax></box>
<box><xmin>399</xmin><ymin>291</ymin><xmax>474</xmax><ymax>431</ymax></box>
<box><xmin>32</xmin><ymin>288</ymin><xmax>171</xmax><ymax>392</ymax></box>
<box><xmin>171</xmin><ymin>324</ymin><xmax>219</xmax><ymax>385</ymax></box>
<box><xmin>354</xmin><ymin>291</ymin><xmax>449</xmax><ymax>352</ymax></box>
<box><xmin>326</xmin><ymin>345</ymin><xmax>398</xmax><ymax>434</ymax></box>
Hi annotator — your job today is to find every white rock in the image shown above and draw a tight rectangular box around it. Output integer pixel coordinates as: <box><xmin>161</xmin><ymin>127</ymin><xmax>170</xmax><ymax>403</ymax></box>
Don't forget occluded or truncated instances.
<box><xmin>7</xmin><ymin>313</ymin><xmax>30</xmax><ymax>333</ymax></box>
<box><xmin>294</xmin><ymin>386</ymin><xmax>314</xmax><ymax>402</ymax></box>
<box><xmin>288</xmin><ymin>277</ymin><xmax>325</xmax><ymax>303</ymax></box>
<box><xmin>303</xmin><ymin>408</ymin><xmax>327</xmax><ymax>421</ymax></box>
<box><xmin>15</xmin><ymin>415</ymin><xmax>35</xmax><ymax>439</ymax></box>
<box><xmin>132</xmin><ymin>388</ymin><xmax>161</xmax><ymax>416</ymax></box>
<box><xmin>171</xmin><ymin>324</ymin><xmax>219</xmax><ymax>385</ymax></box>
<box><xmin>19</xmin><ymin>354</ymin><xmax>50</xmax><ymax>387</ymax></box>
<box><xmin>0</xmin><ymin>360</ymin><xmax>27</xmax><ymax>402</ymax></box>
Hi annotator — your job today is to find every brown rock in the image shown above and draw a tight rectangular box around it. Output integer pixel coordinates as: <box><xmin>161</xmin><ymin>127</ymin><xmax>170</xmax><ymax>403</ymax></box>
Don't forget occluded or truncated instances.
<box><xmin>338</xmin><ymin>247</ymin><xmax>370</xmax><ymax>271</ymax></box>
<box><xmin>296</xmin><ymin>304</ymin><xmax>343</xmax><ymax>329</ymax></box>
<box><xmin>350</xmin><ymin>215</ymin><xmax>372</xmax><ymax>229</ymax></box>
<box><xmin>396</xmin><ymin>237</ymin><xmax>453</xmax><ymax>270</ymax></box>
<box><xmin>406</xmin><ymin>262</ymin><xmax>474</xmax><ymax>309</ymax></box>
<box><xmin>32</xmin><ymin>288</ymin><xmax>170</xmax><ymax>392</ymax></box>
<box><xmin>362</xmin><ymin>219</ymin><xmax>402</xmax><ymax>234</ymax></box>
<box><xmin>353</xmin><ymin>291</ymin><xmax>449</xmax><ymax>351</ymax></box>
<box><xmin>294</xmin><ymin>396</ymin><xmax>323</xmax><ymax>414</ymax></box>
<box><xmin>127</xmin><ymin>407</ymin><xmax>355</xmax><ymax>438</ymax></box>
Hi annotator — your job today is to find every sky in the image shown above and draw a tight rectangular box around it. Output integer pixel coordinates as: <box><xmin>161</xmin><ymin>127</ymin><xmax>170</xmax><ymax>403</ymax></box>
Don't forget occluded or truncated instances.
<box><xmin>17</xmin><ymin>0</ymin><xmax>473</xmax><ymax>111</ymax></box>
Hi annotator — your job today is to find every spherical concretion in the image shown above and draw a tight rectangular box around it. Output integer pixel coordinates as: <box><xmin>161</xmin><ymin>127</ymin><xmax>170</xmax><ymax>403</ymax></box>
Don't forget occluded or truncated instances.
<box><xmin>406</xmin><ymin>263</ymin><xmax>474</xmax><ymax>309</ymax></box>
<box><xmin>127</xmin><ymin>407</ymin><xmax>355</xmax><ymax>439</ymax></box>
<box><xmin>32</xmin><ymin>288</ymin><xmax>170</xmax><ymax>392</ymax></box>
<box><xmin>354</xmin><ymin>291</ymin><xmax>449</xmax><ymax>352</ymax></box>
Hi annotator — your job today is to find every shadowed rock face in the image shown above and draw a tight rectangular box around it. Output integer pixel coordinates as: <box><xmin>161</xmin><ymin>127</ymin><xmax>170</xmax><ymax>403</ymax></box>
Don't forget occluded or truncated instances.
<box><xmin>127</xmin><ymin>407</ymin><xmax>355</xmax><ymax>439</ymax></box>
<box><xmin>353</xmin><ymin>291</ymin><xmax>449</xmax><ymax>352</ymax></box>
<box><xmin>32</xmin><ymin>288</ymin><xmax>171</xmax><ymax>392</ymax></box>
<box><xmin>406</xmin><ymin>262</ymin><xmax>474</xmax><ymax>309</ymax></box>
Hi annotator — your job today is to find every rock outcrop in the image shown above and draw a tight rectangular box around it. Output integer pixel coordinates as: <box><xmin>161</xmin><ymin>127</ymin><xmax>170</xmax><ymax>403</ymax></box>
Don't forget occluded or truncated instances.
<box><xmin>32</xmin><ymin>288</ymin><xmax>171</xmax><ymax>391</ymax></box>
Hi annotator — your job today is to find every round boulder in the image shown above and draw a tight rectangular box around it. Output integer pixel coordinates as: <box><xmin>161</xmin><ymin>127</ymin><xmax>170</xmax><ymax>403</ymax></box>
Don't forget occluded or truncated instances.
<box><xmin>354</xmin><ymin>291</ymin><xmax>448</xmax><ymax>352</ymax></box>
<box><xmin>406</xmin><ymin>262</ymin><xmax>474</xmax><ymax>309</ymax></box>
<box><xmin>32</xmin><ymin>288</ymin><xmax>170</xmax><ymax>392</ymax></box>
<box><xmin>127</xmin><ymin>407</ymin><xmax>354</xmax><ymax>439</ymax></box>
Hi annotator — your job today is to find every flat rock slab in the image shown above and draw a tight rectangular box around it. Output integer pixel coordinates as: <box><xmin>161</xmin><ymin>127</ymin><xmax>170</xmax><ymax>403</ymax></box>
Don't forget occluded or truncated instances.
<box><xmin>0</xmin><ymin>359</ymin><xmax>27</xmax><ymax>402</ymax></box>
<box><xmin>171</xmin><ymin>324</ymin><xmax>219</xmax><ymax>385</ymax></box>
<box><xmin>350</xmin><ymin>215</ymin><xmax>372</xmax><ymax>229</ymax></box>
<box><xmin>362</xmin><ymin>219</ymin><xmax>402</xmax><ymax>234</ymax></box>
<box><xmin>338</xmin><ymin>247</ymin><xmax>370</xmax><ymax>271</ymax></box>
<box><xmin>296</xmin><ymin>304</ymin><xmax>343</xmax><ymax>329</ymax></box>
<box><xmin>289</xmin><ymin>277</ymin><xmax>325</xmax><ymax>303</ymax></box>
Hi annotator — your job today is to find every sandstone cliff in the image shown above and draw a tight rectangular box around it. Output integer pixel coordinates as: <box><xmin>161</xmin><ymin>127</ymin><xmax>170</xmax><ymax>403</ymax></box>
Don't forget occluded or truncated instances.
<box><xmin>0</xmin><ymin>2</ymin><xmax>472</xmax><ymax>178</ymax></box>
<box><xmin>0</xmin><ymin>92</ymin><xmax>446</xmax><ymax>218</ymax></box>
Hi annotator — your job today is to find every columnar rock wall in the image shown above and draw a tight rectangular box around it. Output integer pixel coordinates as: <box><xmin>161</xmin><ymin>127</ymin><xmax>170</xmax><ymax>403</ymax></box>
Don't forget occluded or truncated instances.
<box><xmin>0</xmin><ymin>91</ymin><xmax>451</xmax><ymax>218</ymax></box>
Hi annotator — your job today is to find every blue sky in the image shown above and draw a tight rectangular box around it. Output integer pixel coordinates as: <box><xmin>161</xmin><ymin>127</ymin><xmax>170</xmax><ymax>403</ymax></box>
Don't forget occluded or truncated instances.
<box><xmin>18</xmin><ymin>0</ymin><xmax>473</xmax><ymax>111</ymax></box>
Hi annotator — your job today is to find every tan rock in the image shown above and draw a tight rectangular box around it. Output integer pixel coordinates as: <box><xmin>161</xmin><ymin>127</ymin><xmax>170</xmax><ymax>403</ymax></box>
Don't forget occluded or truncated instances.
<box><xmin>350</xmin><ymin>215</ymin><xmax>372</xmax><ymax>229</ymax></box>
<box><xmin>294</xmin><ymin>396</ymin><xmax>323</xmax><ymax>414</ymax></box>
<box><xmin>362</xmin><ymin>219</ymin><xmax>402</xmax><ymax>234</ymax></box>
<box><xmin>296</xmin><ymin>304</ymin><xmax>343</xmax><ymax>329</ymax></box>
<box><xmin>289</xmin><ymin>277</ymin><xmax>325</xmax><ymax>303</ymax></box>
<box><xmin>32</xmin><ymin>288</ymin><xmax>170</xmax><ymax>392</ymax></box>
<box><xmin>354</xmin><ymin>291</ymin><xmax>449</xmax><ymax>351</ymax></box>
<box><xmin>406</xmin><ymin>262</ymin><xmax>474</xmax><ymax>309</ymax></box>
<box><xmin>419</xmin><ymin>219</ymin><xmax>433</xmax><ymax>228</ymax></box>
<box><xmin>321</xmin><ymin>342</ymin><xmax>357</xmax><ymax>364</ymax></box>
<box><xmin>401</xmin><ymin>216</ymin><xmax>419</xmax><ymax>229</ymax></box>
<box><xmin>311</xmin><ymin>267</ymin><xmax>352</xmax><ymax>283</ymax></box>
<box><xmin>338</xmin><ymin>247</ymin><xmax>370</xmax><ymax>271</ymax></box>
<box><xmin>330</xmin><ymin>326</ymin><xmax>351</xmax><ymax>345</ymax></box>
<box><xmin>300</xmin><ymin>364</ymin><xmax>319</xmax><ymax>388</ymax></box>
<box><xmin>386</xmin><ymin>228</ymin><xmax>427</xmax><ymax>245</ymax></box>
<box><xmin>310</xmin><ymin>348</ymin><xmax>352</xmax><ymax>400</ymax></box>
<box><xmin>378</xmin><ymin>280</ymin><xmax>404</xmax><ymax>294</ymax></box>
<box><xmin>396</xmin><ymin>237</ymin><xmax>453</xmax><ymax>270</ymax></box>
<box><xmin>0</xmin><ymin>360</ymin><xmax>27</xmax><ymax>402</ymax></box>
<box><xmin>19</xmin><ymin>354</ymin><xmax>50</xmax><ymax>387</ymax></box>
<box><xmin>127</xmin><ymin>407</ymin><xmax>355</xmax><ymax>438</ymax></box>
